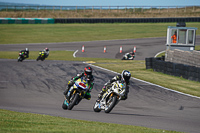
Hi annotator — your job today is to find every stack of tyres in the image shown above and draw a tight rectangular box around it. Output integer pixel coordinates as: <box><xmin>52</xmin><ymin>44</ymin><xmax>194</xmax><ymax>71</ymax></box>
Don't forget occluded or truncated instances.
<box><xmin>145</xmin><ymin>57</ymin><xmax>153</xmax><ymax>69</ymax></box>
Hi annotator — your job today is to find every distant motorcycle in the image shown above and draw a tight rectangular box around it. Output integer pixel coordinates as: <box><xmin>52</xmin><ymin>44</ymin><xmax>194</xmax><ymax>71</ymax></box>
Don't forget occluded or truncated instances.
<box><xmin>17</xmin><ymin>52</ymin><xmax>25</xmax><ymax>62</ymax></box>
<box><xmin>62</xmin><ymin>78</ymin><xmax>90</xmax><ymax>110</ymax></box>
<box><xmin>93</xmin><ymin>80</ymin><xmax>126</xmax><ymax>113</ymax></box>
<box><xmin>36</xmin><ymin>51</ymin><xmax>46</xmax><ymax>61</ymax></box>
<box><xmin>121</xmin><ymin>53</ymin><xmax>135</xmax><ymax>60</ymax></box>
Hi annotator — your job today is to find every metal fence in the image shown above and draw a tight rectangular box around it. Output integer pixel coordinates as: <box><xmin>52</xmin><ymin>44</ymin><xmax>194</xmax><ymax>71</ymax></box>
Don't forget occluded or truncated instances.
<box><xmin>0</xmin><ymin>5</ymin><xmax>200</xmax><ymax>13</ymax></box>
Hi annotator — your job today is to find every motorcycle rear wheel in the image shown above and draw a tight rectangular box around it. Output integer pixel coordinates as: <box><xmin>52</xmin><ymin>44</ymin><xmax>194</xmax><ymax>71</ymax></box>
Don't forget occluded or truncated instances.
<box><xmin>105</xmin><ymin>95</ymin><xmax>118</xmax><ymax>113</ymax></box>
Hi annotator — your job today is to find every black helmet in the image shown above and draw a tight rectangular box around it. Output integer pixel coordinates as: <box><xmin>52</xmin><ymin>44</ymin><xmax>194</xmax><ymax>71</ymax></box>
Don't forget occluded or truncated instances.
<box><xmin>45</xmin><ymin>48</ymin><xmax>49</xmax><ymax>52</ymax></box>
<box><xmin>84</xmin><ymin>66</ymin><xmax>92</xmax><ymax>76</ymax></box>
<box><xmin>121</xmin><ymin>70</ymin><xmax>131</xmax><ymax>82</ymax></box>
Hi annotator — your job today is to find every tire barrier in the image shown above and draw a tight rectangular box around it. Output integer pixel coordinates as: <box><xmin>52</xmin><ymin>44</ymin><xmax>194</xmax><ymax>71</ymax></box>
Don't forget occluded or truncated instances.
<box><xmin>145</xmin><ymin>57</ymin><xmax>200</xmax><ymax>82</ymax></box>
<box><xmin>1</xmin><ymin>17</ymin><xmax>199</xmax><ymax>24</ymax></box>
<box><xmin>0</xmin><ymin>18</ymin><xmax>55</xmax><ymax>24</ymax></box>
<box><xmin>54</xmin><ymin>17</ymin><xmax>200</xmax><ymax>23</ymax></box>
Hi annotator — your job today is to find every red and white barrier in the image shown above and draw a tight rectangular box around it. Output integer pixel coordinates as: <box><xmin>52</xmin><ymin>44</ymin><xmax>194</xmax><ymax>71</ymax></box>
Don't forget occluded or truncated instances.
<box><xmin>82</xmin><ymin>45</ymin><xmax>85</xmax><ymax>52</ymax></box>
<box><xmin>120</xmin><ymin>46</ymin><xmax>122</xmax><ymax>53</ymax></box>
<box><xmin>104</xmin><ymin>46</ymin><xmax>106</xmax><ymax>53</ymax></box>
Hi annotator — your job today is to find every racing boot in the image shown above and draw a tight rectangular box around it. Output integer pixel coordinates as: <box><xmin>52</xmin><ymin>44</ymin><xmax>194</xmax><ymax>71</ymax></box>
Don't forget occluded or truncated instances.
<box><xmin>63</xmin><ymin>80</ymin><xmax>74</xmax><ymax>95</ymax></box>
<box><xmin>63</xmin><ymin>87</ymin><xmax>69</xmax><ymax>95</ymax></box>
<box><xmin>96</xmin><ymin>91</ymin><xmax>105</xmax><ymax>102</ymax></box>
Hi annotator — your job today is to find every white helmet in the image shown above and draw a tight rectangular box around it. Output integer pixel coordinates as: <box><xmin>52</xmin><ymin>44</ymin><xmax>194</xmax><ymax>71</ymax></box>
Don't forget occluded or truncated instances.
<box><xmin>121</xmin><ymin>70</ymin><xmax>131</xmax><ymax>82</ymax></box>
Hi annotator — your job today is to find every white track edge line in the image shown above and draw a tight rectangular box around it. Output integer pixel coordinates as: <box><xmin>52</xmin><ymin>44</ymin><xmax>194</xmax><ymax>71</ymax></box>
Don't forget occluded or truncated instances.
<box><xmin>73</xmin><ymin>50</ymin><xmax>78</xmax><ymax>58</ymax></box>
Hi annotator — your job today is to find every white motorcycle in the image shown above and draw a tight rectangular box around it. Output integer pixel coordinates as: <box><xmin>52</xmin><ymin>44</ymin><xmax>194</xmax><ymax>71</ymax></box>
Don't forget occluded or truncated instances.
<box><xmin>93</xmin><ymin>81</ymin><xmax>126</xmax><ymax>113</ymax></box>
<box><xmin>121</xmin><ymin>53</ymin><xmax>135</xmax><ymax>60</ymax></box>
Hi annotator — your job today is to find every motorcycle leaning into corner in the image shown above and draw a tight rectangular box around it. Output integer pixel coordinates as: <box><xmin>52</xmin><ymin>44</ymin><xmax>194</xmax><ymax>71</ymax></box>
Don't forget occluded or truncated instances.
<box><xmin>62</xmin><ymin>77</ymin><xmax>91</xmax><ymax>110</ymax></box>
<box><xmin>121</xmin><ymin>52</ymin><xmax>135</xmax><ymax>60</ymax></box>
<box><xmin>18</xmin><ymin>51</ymin><xmax>25</xmax><ymax>62</ymax></box>
<box><xmin>93</xmin><ymin>80</ymin><xmax>126</xmax><ymax>113</ymax></box>
<box><xmin>36</xmin><ymin>51</ymin><xmax>47</xmax><ymax>61</ymax></box>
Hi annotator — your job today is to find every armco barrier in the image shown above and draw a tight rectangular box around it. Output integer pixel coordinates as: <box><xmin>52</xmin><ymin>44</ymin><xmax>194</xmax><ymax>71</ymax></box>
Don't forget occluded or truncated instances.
<box><xmin>54</xmin><ymin>17</ymin><xmax>200</xmax><ymax>23</ymax></box>
<box><xmin>1</xmin><ymin>17</ymin><xmax>200</xmax><ymax>24</ymax></box>
<box><xmin>145</xmin><ymin>57</ymin><xmax>200</xmax><ymax>82</ymax></box>
<box><xmin>0</xmin><ymin>18</ymin><xmax>54</xmax><ymax>24</ymax></box>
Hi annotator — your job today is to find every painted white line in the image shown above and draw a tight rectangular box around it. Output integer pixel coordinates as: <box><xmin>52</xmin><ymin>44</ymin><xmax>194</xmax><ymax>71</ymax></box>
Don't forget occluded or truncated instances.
<box><xmin>154</xmin><ymin>50</ymin><xmax>165</xmax><ymax>58</ymax></box>
<box><xmin>73</xmin><ymin>50</ymin><xmax>78</xmax><ymax>58</ymax></box>
<box><xmin>83</xmin><ymin>62</ymin><xmax>200</xmax><ymax>99</ymax></box>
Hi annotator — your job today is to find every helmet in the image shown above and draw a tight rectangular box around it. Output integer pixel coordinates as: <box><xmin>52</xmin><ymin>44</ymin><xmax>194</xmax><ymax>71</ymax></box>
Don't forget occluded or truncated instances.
<box><xmin>45</xmin><ymin>48</ymin><xmax>49</xmax><ymax>52</ymax></box>
<box><xmin>84</xmin><ymin>66</ymin><xmax>92</xmax><ymax>76</ymax></box>
<box><xmin>25</xmin><ymin>48</ymin><xmax>29</xmax><ymax>51</ymax></box>
<box><xmin>121</xmin><ymin>70</ymin><xmax>131</xmax><ymax>82</ymax></box>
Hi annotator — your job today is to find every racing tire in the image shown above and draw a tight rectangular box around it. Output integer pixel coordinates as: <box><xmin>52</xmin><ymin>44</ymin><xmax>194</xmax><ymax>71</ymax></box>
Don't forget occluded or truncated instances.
<box><xmin>93</xmin><ymin>101</ymin><xmax>101</xmax><ymax>112</ymax></box>
<box><xmin>121</xmin><ymin>57</ymin><xmax>125</xmax><ymax>60</ymax></box>
<box><xmin>68</xmin><ymin>93</ymin><xmax>79</xmax><ymax>110</ymax></box>
<box><xmin>62</xmin><ymin>100</ymin><xmax>68</xmax><ymax>110</ymax></box>
<box><xmin>36</xmin><ymin>56</ymin><xmax>40</xmax><ymax>61</ymax></box>
<box><xmin>104</xmin><ymin>95</ymin><xmax>118</xmax><ymax>113</ymax></box>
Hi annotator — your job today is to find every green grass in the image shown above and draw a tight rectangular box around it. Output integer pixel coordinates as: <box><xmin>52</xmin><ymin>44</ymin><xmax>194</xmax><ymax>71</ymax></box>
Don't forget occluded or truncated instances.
<box><xmin>0</xmin><ymin>23</ymin><xmax>200</xmax><ymax>44</ymax></box>
<box><xmin>0</xmin><ymin>109</ymin><xmax>180</xmax><ymax>133</ymax></box>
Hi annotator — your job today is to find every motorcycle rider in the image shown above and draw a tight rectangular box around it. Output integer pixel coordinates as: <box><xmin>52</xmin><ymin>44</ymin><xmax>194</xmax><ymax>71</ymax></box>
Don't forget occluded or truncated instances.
<box><xmin>125</xmin><ymin>52</ymin><xmax>135</xmax><ymax>60</ymax></box>
<box><xmin>96</xmin><ymin>70</ymin><xmax>131</xmax><ymax>102</ymax></box>
<box><xmin>43</xmin><ymin>48</ymin><xmax>49</xmax><ymax>58</ymax></box>
<box><xmin>20</xmin><ymin>48</ymin><xmax>29</xmax><ymax>58</ymax></box>
<box><xmin>63</xmin><ymin>66</ymin><xmax>94</xmax><ymax>101</ymax></box>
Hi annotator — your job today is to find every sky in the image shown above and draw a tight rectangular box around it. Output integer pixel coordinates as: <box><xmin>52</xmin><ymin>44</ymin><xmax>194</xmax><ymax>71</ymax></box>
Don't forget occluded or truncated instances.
<box><xmin>0</xmin><ymin>0</ymin><xmax>200</xmax><ymax>6</ymax></box>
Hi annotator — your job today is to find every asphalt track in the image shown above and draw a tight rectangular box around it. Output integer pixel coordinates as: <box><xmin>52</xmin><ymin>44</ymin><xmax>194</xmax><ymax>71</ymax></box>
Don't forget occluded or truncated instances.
<box><xmin>0</xmin><ymin>37</ymin><xmax>200</xmax><ymax>133</ymax></box>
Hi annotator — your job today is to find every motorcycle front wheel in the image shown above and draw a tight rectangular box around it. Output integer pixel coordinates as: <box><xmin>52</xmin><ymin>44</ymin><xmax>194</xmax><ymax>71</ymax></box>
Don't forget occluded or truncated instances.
<box><xmin>93</xmin><ymin>102</ymin><xmax>101</xmax><ymax>112</ymax></box>
<box><xmin>36</xmin><ymin>56</ymin><xmax>40</xmax><ymax>61</ymax></box>
<box><xmin>104</xmin><ymin>95</ymin><xmax>118</xmax><ymax>113</ymax></box>
<box><xmin>68</xmin><ymin>93</ymin><xmax>79</xmax><ymax>110</ymax></box>
<box><xmin>62</xmin><ymin>100</ymin><xmax>68</xmax><ymax>110</ymax></box>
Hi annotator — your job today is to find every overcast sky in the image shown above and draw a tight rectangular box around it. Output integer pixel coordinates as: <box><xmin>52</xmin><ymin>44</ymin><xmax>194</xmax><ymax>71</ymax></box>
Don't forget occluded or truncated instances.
<box><xmin>0</xmin><ymin>0</ymin><xmax>199</xmax><ymax>6</ymax></box>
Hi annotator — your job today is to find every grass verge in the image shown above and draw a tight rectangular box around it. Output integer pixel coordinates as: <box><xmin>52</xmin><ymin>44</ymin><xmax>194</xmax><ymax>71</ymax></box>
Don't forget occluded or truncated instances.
<box><xmin>0</xmin><ymin>109</ymin><xmax>180</xmax><ymax>133</ymax></box>
<box><xmin>0</xmin><ymin>23</ymin><xmax>200</xmax><ymax>44</ymax></box>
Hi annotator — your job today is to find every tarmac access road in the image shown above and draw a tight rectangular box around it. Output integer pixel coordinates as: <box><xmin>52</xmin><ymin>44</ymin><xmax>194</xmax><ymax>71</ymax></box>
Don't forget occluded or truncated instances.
<box><xmin>0</xmin><ymin>37</ymin><xmax>200</xmax><ymax>133</ymax></box>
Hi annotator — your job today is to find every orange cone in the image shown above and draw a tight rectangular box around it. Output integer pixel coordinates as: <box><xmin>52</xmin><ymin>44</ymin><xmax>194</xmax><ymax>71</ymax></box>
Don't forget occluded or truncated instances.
<box><xmin>120</xmin><ymin>46</ymin><xmax>122</xmax><ymax>53</ymax></box>
<box><xmin>82</xmin><ymin>45</ymin><xmax>85</xmax><ymax>52</ymax></box>
<box><xmin>104</xmin><ymin>46</ymin><xmax>106</xmax><ymax>53</ymax></box>
<box><xmin>133</xmin><ymin>46</ymin><xmax>136</xmax><ymax>53</ymax></box>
